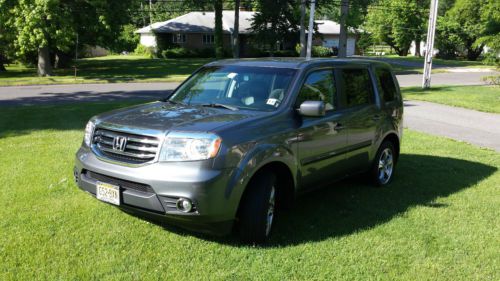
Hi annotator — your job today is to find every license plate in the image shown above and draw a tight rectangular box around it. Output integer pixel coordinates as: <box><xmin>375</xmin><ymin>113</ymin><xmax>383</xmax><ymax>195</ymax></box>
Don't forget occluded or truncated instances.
<box><xmin>96</xmin><ymin>181</ymin><xmax>120</xmax><ymax>206</ymax></box>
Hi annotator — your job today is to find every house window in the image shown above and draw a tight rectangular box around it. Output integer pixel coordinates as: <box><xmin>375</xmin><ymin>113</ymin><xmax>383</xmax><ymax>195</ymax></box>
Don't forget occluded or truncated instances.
<box><xmin>172</xmin><ymin>33</ymin><xmax>186</xmax><ymax>44</ymax></box>
<box><xmin>203</xmin><ymin>34</ymin><xmax>215</xmax><ymax>45</ymax></box>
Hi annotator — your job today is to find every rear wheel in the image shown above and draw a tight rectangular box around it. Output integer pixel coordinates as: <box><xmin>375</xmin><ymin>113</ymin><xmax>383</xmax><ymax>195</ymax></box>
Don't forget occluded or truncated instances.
<box><xmin>371</xmin><ymin>141</ymin><xmax>396</xmax><ymax>186</ymax></box>
<box><xmin>238</xmin><ymin>172</ymin><xmax>276</xmax><ymax>243</ymax></box>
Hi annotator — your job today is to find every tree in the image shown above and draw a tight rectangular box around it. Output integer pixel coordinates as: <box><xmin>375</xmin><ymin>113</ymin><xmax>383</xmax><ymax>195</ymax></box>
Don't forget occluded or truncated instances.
<box><xmin>7</xmin><ymin>0</ymin><xmax>134</xmax><ymax>76</ymax></box>
<box><xmin>233</xmin><ymin>0</ymin><xmax>241</xmax><ymax>58</ymax></box>
<box><xmin>251</xmin><ymin>0</ymin><xmax>300</xmax><ymax>52</ymax></box>
<box><xmin>477</xmin><ymin>0</ymin><xmax>500</xmax><ymax>55</ymax></box>
<box><xmin>0</xmin><ymin>0</ymin><xmax>16</xmax><ymax>72</ymax></box>
<box><xmin>299</xmin><ymin>1</ymin><xmax>306</xmax><ymax>57</ymax></box>
<box><xmin>365</xmin><ymin>0</ymin><xmax>427</xmax><ymax>56</ymax></box>
<box><xmin>214</xmin><ymin>0</ymin><xmax>224</xmax><ymax>58</ymax></box>
<box><xmin>436</xmin><ymin>0</ymin><xmax>498</xmax><ymax>60</ymax></box>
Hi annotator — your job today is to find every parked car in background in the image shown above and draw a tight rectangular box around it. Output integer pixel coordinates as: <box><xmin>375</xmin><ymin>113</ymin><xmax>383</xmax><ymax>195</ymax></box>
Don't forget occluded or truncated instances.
<box><xmin>74</xmin><ymin>58</ymin><xmax>403</xmax><ymax>243</ymax></box>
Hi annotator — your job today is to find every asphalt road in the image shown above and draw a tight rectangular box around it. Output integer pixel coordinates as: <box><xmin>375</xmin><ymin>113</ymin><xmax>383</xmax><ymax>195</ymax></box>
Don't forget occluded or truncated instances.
<box><xmin>0</xmin><ymin>71</ymin><xmax>498</xmax><ymax>106</ymax></box>
<box><xmin>1</xmin><ymin>71</ymin><xmax>499</xmax><ymax>151</ymax></box>
<box><xmin>404</xmin><ymin>100</ymin><xmax>500</xmax><ymax>152</ymax></box>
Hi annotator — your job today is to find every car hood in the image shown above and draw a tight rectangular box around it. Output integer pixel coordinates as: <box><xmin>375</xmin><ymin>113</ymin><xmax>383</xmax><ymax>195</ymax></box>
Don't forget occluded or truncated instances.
<box><xmin>95</xmin><ymin>101</ymin><xmax>261</xmax><ymax>134</ymax></box>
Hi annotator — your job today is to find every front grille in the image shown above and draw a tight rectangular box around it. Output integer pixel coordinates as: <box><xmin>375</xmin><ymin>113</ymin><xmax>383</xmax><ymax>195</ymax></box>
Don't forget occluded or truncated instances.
<box><xmin>83</xmin><ymin>170</ymin><xmax>155</xmax><ymax>193</ymax></box>
<box><xmin>92</xmin><ymin>128</ymin><xmax>160</xmax><ymax>164</ymax></box>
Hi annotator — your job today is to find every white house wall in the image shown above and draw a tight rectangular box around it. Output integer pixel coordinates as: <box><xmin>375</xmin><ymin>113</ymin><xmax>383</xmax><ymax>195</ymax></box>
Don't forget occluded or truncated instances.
<box><xmin>140</xmin><ymin>33</ymin><xmax>157</xmax><ymax>47</ymax></box>
<box><xmin>321</xmin><ymin>35</ymin><xmax>357</xmax><ymax>56</ymax></box>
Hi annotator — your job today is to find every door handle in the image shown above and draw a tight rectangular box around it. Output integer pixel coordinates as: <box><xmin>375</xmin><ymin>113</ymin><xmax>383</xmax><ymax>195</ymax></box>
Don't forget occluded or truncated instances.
<box><xmin>372</xmin><ymin>114</ymin><xmax>382</xmax><ymax>121</ymax></box>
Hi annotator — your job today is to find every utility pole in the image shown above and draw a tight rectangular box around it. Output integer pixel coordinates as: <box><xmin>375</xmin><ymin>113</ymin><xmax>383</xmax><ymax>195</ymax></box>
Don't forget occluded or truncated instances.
<box><xmin>338</xmin><ymin>0</ymin><xmax>349</xmax><ymax>58</ymax></box>
<box><xmin>306</xmin><ymin>0</ymin><xmax>316</xmax><ymax>60</ymax></box>
<box><xmin>422</xmin><ymin>0</ymin><xmax>439</xmax><ymax>89</ymax></box>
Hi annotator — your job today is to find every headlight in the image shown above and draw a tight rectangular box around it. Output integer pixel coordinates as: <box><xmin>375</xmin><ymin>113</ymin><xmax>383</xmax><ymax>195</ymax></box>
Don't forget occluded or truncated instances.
<box><xmin>159</xmin><ymin>132</ymin><xmax>222</xmax><ymax>162</ymax></box>
<box><xmin>84</xmin><ymin>120</ymin><xmax>95</xmax><ymax>147</ymax></box>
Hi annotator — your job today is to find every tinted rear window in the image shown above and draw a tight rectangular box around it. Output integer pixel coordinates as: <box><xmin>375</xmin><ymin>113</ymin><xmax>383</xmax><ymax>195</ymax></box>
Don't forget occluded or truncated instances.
<box><xmin>339</xmin><ymin>68</ymin><xmax>374</xmax><ymax>108</ymax></box>
<box><xmin>375</xmin><ymin>68</ymin><xmax>398</xmax><ymax>102</ymax></box>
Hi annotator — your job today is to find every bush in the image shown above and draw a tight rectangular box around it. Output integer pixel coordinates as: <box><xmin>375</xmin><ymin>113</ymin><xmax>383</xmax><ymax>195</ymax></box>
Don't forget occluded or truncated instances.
<box><xmin>134</xmin><ymin>44</ymin><xmax>156</xmax><ymax>58</ymax></box>
<box><xmin>161</xmin><ymin>48</ymin><xmax>190</xmax><ymax>59</ymax></box>
<box><xmin>161</xmin><ymin>47</ymin><xmax>216</xmax><ymax>59</ymax></box>
<box><xmin>482</xmin><ymin>51</ymin><xmax>500</xmax><ymax>68</ymax></box>
<box><xmin>312</xmin><ymin>46</ymin><xmax>332</xmax><ymax>57</ymax></box>
<box><xmin>272</xmin><ymin>50</ymin><xmax>298</xmax><ymax>57</ymax></box>
<box><xmin>113</xmin><ymin>24</ymin><xmax>140</xmax><ymax>53</ymax></box>
<box><xmin>293</xmin><ymin>44</ymin><xmax>332</xmax><ymax>57</ymax></box>
<box><xmin>481</xmin><ymin>75</ymin><xmax>500</xmax><ymax>86</ymax></box>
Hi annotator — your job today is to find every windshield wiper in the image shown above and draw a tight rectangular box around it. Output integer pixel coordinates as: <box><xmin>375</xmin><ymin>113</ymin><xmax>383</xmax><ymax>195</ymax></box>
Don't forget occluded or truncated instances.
<box><xmin>163</xmin><ymin>99</ymin><xmax>185</xmax><ymax>105</ymax></box>
<box><xmin>201</xmin><ymin>103</ymin><xmax>239</xmax><ymax>111</ymax></box>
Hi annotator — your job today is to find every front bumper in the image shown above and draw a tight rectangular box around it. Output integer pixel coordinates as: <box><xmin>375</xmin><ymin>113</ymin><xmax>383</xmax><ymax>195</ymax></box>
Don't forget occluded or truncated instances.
<box><xmin>74</xmin><ymin>147</ymin><xmax>239</xmax><ymax>235</ymax></box>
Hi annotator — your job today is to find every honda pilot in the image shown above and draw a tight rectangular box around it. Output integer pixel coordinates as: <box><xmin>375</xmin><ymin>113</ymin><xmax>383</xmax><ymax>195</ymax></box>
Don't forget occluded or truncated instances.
<box><xmin>74</xmin><ymin>58</ymin><xmax>403</xmax><ymax>243</ymax></box>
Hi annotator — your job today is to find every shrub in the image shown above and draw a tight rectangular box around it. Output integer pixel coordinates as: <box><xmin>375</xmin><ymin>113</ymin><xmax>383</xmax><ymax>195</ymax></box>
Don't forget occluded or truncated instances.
<box><xmin>481</xmin><ymin>75</ymin><xmax>500</xmax><ymax>86</ymax></box>
<box><xmin>293</xmin><ymin>44</ymin><xmax>332</xmax><ymax>57</ymax></box>
<box><xmin>312</xmin><ymin>46</ymin><xmax>332</xmax><ymax>57</ymax></box>
<box><xmin>134</xmin><ymin>44</ymin><xmax>156</xmax><ymax>58</ymax></box>
<box><xmin>161</xmin><ymin>48</ymin><xmax>190</xmax><ymax>59</ymax></box>
<box><xmin>113</xmin><ymin>24</ymin><xmax>140</xmax><ymax>53</ymax></box>
<box><xmin>161</xmin><ymin>47</ymin><xmax>217</xmax><ymax>59</ymax></box>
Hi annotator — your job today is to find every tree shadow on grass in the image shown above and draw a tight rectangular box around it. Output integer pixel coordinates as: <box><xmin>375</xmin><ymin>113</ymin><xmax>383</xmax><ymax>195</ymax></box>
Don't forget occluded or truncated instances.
<box><xmin>0</xmin><ymin>100</ymin><xmax>147</xmax><ymax>139</ymax></box>
<box><xmin>133</xmin><ymin>154</ymin><xmax>496</xmax><ymax>247</ymax></box>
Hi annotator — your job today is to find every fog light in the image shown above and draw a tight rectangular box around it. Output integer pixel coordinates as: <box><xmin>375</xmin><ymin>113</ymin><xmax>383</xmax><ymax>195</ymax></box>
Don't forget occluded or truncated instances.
<box><xmin>176</xmin><ymin>198</ymin><xmax>193</xmax><ymax>213</ymax></box>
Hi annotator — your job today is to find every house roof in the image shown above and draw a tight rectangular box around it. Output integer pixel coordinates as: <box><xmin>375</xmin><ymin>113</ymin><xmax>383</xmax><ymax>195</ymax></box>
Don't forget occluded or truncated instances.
<box><xmin>135</xmin><ymin>11</ymin><xmax>357</xmax><ymax>36</ymax></box>
<box><xmin>315</xmin><ymin>20</ymin><xmax>359</xmax><ymax>34</ymax></box>
<box><xmin>135</xmin><ymin>11</ymin><xmax>255</xmax><ymax>34</ymax></box>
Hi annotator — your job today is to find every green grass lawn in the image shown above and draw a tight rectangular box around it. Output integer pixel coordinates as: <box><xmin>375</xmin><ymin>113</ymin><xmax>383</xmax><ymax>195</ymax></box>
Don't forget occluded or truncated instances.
<box><xmin>1</xmin><ymin>101</ymin><xmax>499</xmax><ymax>280</ymax></box>
<box><xmin>0</xmin><ymin>55</ymin><xmax>211</xmax><ymax>86</ymax></box>
<box><xmin>2</xmin><ymin>54</ymin><xmax>497</xmax><ymax>86</ymax></box>
<box><xmin>403</xmin><ymin>85</ymin><xmax>500</xmax><ymax>113</ymax></box>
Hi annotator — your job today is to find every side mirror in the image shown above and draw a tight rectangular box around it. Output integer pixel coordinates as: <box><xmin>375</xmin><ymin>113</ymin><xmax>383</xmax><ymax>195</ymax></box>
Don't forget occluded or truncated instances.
<box><xmin>298</xmin><ymin>101</ymin><xmax>325</xmax><ymax>117</ymax></box>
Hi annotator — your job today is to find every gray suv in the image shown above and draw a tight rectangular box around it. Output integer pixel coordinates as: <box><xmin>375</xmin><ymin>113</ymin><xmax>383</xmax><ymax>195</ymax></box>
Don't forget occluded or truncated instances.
<box><xmin>75</xmin><ymin>58</ymin><xmax>403</xmax><ymax>242</ymax></box>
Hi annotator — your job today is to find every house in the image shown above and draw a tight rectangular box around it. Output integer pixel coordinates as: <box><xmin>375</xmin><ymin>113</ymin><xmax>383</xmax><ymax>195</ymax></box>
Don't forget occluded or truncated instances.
<box><xmin>313</xmin><ymin>20</ymin><xmax>358</xmax><ymax>56</ymax></box>
<box><xmin>136</xmin><ymin>11</ymin><xmax>359</xmax><ymax>57</ymax></box>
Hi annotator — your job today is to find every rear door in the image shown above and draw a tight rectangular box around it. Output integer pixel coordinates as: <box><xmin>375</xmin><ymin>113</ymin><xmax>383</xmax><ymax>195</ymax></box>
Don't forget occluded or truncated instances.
<box><xmin>336</xmin><ymin>67</ymin><xmax>382</xmax><ymax>171</ymax></box>
<box><xmin>295</xmin><ymin>68</ymin><xmax>350</xmax><ymax>188</ymax></box>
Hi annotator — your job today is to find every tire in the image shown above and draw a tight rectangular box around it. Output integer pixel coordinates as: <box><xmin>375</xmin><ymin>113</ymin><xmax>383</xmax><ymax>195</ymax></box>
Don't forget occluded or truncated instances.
<box><xmin>238</xmin><ymin>172</ymin><xmax>277</xmax><ymax>243</ymax></box>
<box><xmin>370</xmin><ymin>141</ymin><xmax>396</xmax><ymax>187</ymax></box>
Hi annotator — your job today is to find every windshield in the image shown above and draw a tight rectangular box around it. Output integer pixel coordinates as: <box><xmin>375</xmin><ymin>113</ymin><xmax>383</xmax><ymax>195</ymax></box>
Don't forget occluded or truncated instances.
<box><xmin>169</xmin><ymin>66</ymin><xmax>297</xmax><ymax>111</ymax></box>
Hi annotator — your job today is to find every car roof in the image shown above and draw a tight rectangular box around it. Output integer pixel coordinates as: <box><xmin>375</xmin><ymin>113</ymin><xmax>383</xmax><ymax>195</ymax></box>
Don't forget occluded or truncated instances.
<box><xmin>206</xmin><ymin>57</ymin><xmax>392</xmax><ymax>70</ymax></box>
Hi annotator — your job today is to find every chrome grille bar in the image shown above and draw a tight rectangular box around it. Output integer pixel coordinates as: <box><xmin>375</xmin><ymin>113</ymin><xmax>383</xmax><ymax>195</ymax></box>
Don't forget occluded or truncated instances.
<box><xmin>92</xmin><ymin>128</ymin><xmax>161</xmax><ymax>164</ymax></box>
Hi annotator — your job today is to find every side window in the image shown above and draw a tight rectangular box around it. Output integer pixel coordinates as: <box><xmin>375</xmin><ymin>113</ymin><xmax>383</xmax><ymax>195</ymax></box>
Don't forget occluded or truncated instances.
<box><xmin>339</xmin><ymin>68</ymin><xmax>374</xmax><ymax>108</ymax></box>
<box><xmin>375</xmin><ymin>68</ymin><xmax>397</xmax><ymax>102</ymax></box>
<box><xmin>297</xmin><ymin>70</ymin><xmax>336</xmax><ymax>111</ymax></box>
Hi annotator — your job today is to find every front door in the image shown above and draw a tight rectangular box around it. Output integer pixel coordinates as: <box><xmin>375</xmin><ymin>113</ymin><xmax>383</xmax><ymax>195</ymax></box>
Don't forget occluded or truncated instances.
<box><xmin>295</xmin><ymin>69</ymin><xmax>349</xmax><ymax>188</ymax></box>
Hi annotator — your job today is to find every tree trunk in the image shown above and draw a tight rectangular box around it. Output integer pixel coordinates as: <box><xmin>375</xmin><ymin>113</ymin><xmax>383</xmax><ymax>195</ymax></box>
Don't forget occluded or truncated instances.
<box><xmin>214</xmin><ymin>0</ymin><xmax>224</xmax><ymax>59</ymax></box>
<box><xmin>0</xmin><ymin>53</ymin><xmax>6</xmax><ymax>72</ymax></box>
<box><xmin>398</xmin><ymin>48</ymin><xmax>409</xmax><ymax>56</ymax></box>
<box><xmin>232</xmin><ymin>0</ymin><xmax>240</xmax><ymax>58</ymax></box>
<box><xmin>299</xmin><ymin>1</ymin><xmax>306</xmax><ymax>57</ymax></box>
<box><xmin>466</xmin><ymin>44</ymin><xmax>484</xmax><ymax>61</ymax></box>
<box><xmin>338</xmin><ymin>0</ymin><xmax>349</xmax><ymax>58</ymax></box>
<box><xmin>37</xmin><ymin>46</ymin><xmax>52</xmax><ymax>76</ymax></box>
<box><xmin>415</xmin><ymin>38</ymin><xmax>421</xmax><ymax>57</ymax></box>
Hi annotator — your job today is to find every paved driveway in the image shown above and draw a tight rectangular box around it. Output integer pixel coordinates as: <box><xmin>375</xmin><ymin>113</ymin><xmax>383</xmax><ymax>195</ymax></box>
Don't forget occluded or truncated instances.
<box><xmin>1</xmin><ymin>73</ymin><xmax>499</xmax><ymax>151</ymax></box>
<box><xmin>404</xmin><ymin>100</ymin><xmax>500</xmax><ymax>152</ymax></box>
<box><xmin>0</xmin><ymin>71</ymin><xmax>498</xmax><ymax>106</ymax></box>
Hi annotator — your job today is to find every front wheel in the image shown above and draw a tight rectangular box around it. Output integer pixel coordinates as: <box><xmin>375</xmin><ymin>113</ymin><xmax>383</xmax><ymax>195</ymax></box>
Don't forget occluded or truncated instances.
<box><xmin>238</xmin><ymin>172</ymin><xmax>277</xmax><ymax>243</ymax></box>
<box><xmin>371</xmin><ymin>141</ymin><xmax>396</xmax><ymax>186</ymax></box>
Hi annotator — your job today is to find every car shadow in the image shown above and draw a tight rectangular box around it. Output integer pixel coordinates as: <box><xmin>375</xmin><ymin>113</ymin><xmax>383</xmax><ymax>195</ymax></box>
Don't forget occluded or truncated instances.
<box><xmin>124</xmin><ymin>154</ymin><xmax>497</xmax><ymax>247</ymax></box>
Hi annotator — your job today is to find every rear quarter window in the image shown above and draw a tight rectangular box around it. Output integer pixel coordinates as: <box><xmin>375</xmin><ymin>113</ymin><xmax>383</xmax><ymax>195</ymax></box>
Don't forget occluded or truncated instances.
<box><xmin>375</xmin><ymin>68</ymin><xmax>398</xmax><ymax>102</ymax></box>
